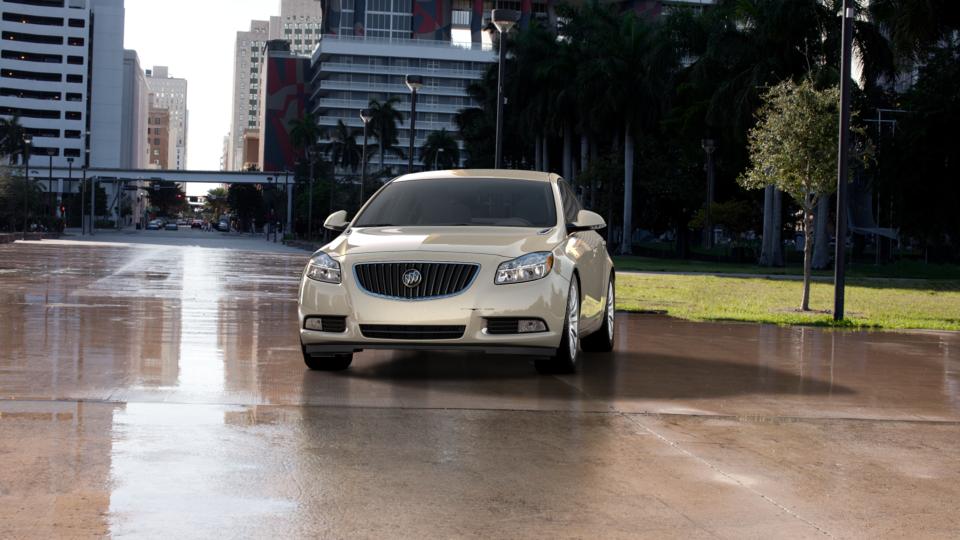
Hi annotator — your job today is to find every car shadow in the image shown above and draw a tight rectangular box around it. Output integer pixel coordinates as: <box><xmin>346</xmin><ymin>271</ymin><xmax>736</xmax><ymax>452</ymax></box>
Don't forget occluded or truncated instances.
<box><xmin>333</xmin><ymin>348</ymin><xmax>854</xmax><ymax>401</ymax></box>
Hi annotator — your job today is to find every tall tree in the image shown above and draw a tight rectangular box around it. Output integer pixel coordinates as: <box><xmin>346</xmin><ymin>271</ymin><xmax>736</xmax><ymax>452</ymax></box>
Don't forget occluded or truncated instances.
<box><xmin>0</xmin><ymin>116</ymin><xmax>26</xmax><ymax>163</ymax></box>
<box><xmin>289</xmin><ymin>113</ymin><xmax>321</xmax><ymax>158</ymax></box>
<box><xmin>322</xmin><ymin>120</ymin><xmax>364</xmax><ymax>173</ymax></box>
<box><xmin>367</xmin><ymin>97</ymin><xmax>405</xmax><ymax>175</ymax></box>
<box><xmin>420</xmin><ymin>129</ymin><xmax>460</xmax><ymax>170</ymax></box>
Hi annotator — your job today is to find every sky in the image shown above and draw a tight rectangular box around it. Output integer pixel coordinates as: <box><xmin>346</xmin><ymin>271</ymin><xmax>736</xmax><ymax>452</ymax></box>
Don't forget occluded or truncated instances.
<box><xmin>123</xmin><ymin>0</ymin><xmax>281</xmax><ymax>195</ymax></box>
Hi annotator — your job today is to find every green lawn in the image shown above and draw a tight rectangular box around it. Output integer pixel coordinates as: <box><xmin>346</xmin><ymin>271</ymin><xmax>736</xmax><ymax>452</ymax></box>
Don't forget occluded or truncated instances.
<box><xmin>613</xmin><ymin>256</ymin><xmax>960</xmax><ymax>280</ymax></box>
<box><xmin>615</xmin><ymin>273</ymin><xmax>960</xmax><ymax>331</ymax></box>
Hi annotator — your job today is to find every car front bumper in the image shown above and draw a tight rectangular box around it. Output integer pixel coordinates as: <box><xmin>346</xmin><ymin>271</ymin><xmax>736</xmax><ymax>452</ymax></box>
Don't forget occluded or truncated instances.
<box><xmin>298</xmin><ymin>252</ymin><xmax>571</xmax><ymax>355</ymax></box>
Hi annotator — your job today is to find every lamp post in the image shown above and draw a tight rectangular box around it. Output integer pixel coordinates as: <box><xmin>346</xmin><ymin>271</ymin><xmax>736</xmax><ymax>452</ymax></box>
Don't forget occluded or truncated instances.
<box><xmin>405</xmin><ymin>74</ymin><xmax>423</xmax><ymax>174</ymax></box>
<box><xmin>492</xmin><ymin>9</ymin><xmax>519</xmax><ymax>169</ymax></box>
<box><xmin>307</xmin><ymin>146</ymin><xmax>317</xmax><ymax>239</ymax></box>
<box><xmin>47</xmin><ymin>149</ymin><xmax>55</xmax><ymax>219</ymax></box>
<box><xmin>21</xmin><ymin>135</ymin><xmax>32</xmax><ymax>240</ymax></box>
<box><xmin>834</xmin><ymin>0</ymin><xmax>854</xmax><ymax>321</ymax></box>
<box><xmin>359</xmin><ymin>108</ymin><xmax>372</xmax><ymax>204</ymax></box>
<box><xmin>65</xmin><ymin>157</ymin><xmax>74</xmax><ymax>224</ymax></box>
<box><xmin>435</xmin><ymin>147</ymin><xmax>445</xmax><ymax>170</ymax></box>
<box><xmin>701</xmin><ymin>138</ymin><xmax>716</xmax><ymax>249</ymax></box>
<box><xmin>80</xmin><ymin>167</ymin><xmax>87</xmax><ymax>235</ymax></box>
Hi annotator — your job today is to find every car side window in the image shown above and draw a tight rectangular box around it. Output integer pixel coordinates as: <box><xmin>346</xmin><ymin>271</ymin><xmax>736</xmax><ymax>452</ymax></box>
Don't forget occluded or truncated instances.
<box><xmin>557</xmin><ymin>180</ymin><xmax>581</xmax><ymax>224</ymax></box>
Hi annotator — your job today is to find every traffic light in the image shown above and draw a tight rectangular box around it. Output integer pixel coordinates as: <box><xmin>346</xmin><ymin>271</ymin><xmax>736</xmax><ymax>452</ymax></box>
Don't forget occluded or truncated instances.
<box><xmin>59</xmin><ymin>205</ymin><xmax>65</xmax><ymax>215</ymax></box>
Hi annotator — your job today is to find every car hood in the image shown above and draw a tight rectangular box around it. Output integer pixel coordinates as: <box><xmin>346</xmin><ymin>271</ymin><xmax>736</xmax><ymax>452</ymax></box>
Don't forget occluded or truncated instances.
<box><xmin>324</xmin><ymin>226</ymin><xmax>565</xmax><ymax>259</ymax></box>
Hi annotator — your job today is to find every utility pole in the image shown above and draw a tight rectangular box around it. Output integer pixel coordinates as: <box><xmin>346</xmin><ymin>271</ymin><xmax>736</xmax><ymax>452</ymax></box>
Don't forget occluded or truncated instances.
<box><xmin>833</xmin><ymin>0</ymin><xmax>854</xmax><ymax>321</ymax></box>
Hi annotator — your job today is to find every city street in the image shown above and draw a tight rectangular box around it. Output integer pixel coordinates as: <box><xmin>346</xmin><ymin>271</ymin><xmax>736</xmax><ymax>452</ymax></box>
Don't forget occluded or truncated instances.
<box><xmin>1</xmin><ymin>235</ymin><xmax>958</xmax><ymax>538</ymax></box>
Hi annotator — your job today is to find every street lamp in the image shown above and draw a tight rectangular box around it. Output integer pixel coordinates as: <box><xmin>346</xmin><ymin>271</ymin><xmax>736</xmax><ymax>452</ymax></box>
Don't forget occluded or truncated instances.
<box><xmin>405</xmin><ymin>74</ymin><xmax>423</xmax><ymax>174</ymax></box>
<box><xmin>21</xmin><ymin>135</ymin><xmax>32</xmax><ymax>240</ymax></box>
<box><xmin>834</xmin><ymin>0</ymin><xmax>854</xmax><ymax>321</ymax></box>
<box><xmin>66</xmin><ymin>157</ymin><xmax>74</xmax><ymax>224</ymax></box>
<box><xmin>359</xmin><ymin>108</ymin><xmax>372</xmax><ymax>204</ymax></box>
<box><xmin>435</xmin><ymin>147</ymin><xmax>445</xmax><ymax>170</ymax></box>
<box><xmin>491</xmin><ymin>9</ymin><xmax>519</xmax><ymax>169</ymax></box>
<box><xmin>701</xmin><ymin>138</ymin><xmax>716</xmax><ymax>249</ymax></box>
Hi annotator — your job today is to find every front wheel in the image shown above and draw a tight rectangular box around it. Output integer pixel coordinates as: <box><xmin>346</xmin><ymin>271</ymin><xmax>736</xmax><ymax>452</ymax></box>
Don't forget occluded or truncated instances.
<box><xmin>582</xmin><ymin>275</ymin><xmax>615</xmax><ymax>353</ymax></box>
<box><xmin>302</xmin><ymin>344</ymin><xmax>353</xmax><ymax>371</ymax></box>
<box><xmin>535</xmin><ymin>278</ymin><xmax>580</xmax><ymax>374</ymax></box>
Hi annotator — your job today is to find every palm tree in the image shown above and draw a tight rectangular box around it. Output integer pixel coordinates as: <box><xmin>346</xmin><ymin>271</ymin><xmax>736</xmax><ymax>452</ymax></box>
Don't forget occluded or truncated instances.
<box><xmin>420</xmin><ymin>129</ymin><xmax>460</xmax><ymax>170</ymax></box>
<box><xmin>322</xmin><ymin>120</ymin><xmax>364</xmax><ymax>173</ymax></box>
<box><xmin>0</xmin><ymin>116</ymin><xmax>26</xmax><ymax>164</ymax></box>
<box><xmin>367</xmin><ymin>97</ymin><xmax>405</xmax><ymax>175</ymax></box>
<box><xmin>288</xmin><ymin>113</ymin><xmax>321</xmax><ymax>158</ymax></box>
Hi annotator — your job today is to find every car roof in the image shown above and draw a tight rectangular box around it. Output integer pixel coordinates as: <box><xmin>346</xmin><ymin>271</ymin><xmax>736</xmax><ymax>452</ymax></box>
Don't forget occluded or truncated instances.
<box><xmin>392</xmin><ymin>169</ymin><xmax>559</xmax><ymax>183</ymax></box>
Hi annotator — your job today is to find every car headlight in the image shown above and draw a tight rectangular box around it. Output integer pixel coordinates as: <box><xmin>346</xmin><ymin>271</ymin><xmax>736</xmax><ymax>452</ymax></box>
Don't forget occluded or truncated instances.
<box><xmin>305</xmin><ymin>252</ymin><xmax>341</xmax><ymax>284</ymax></box>
<box><xmin>495</xmin><ymin>252</ymin><xmax>554</xmax><ymax>285</ymax></box>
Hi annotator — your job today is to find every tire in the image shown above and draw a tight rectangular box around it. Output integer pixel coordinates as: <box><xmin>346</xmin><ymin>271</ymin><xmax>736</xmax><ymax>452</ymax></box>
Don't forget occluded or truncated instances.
<box><xmin>535</xmin><ymin>278</ymin><xmax>580</xmax><ymax>374</ymax></box>
<box><xmin>582</xmin><ymin>274</ymin><xmax>615</xmax><ymax>353</ymax></box>
<box><xmin>302</xmin><ymin>344</ymin><xmax>353</xmax><ymax>371</ymax></box>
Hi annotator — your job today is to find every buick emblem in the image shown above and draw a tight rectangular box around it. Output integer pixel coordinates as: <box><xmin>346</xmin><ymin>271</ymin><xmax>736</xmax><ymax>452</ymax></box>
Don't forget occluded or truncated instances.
<box><xmin>402</xmin><ymin>269</ymin><xmax>422</xmax><ymax>288</ymax></box>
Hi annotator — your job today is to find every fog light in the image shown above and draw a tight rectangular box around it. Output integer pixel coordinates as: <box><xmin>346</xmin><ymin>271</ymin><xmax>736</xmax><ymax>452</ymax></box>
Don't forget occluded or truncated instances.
<box><xmin>518</xmin><ymin>319</ymin><xmax>547</xmax><ymax>333</ymax></box>
<box><xmin>304</xmin><ymin>318</ymin><xmax>324</xmax><ymax>331</ymax></box>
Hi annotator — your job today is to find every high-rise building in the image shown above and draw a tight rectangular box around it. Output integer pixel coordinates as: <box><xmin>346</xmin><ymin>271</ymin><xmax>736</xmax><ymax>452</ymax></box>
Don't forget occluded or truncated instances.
<box><xmin>227</xmin><ymin>20</ymin><xmax>270</xmax><ymax>171</ymax></box>
<box><xmin>270</xmin><ymin>0</ymin><xmax>324</xmax><ymax>56</ymax></box>
<box><xmin>146</xmin><ymin>108</ymin><xmax>170</xmax><ymax>169</ymax></box>
<box><xmin>0</xmin><ymin>0</ymin><xmax>129</xmax><ymax>222</ymax></box>
<box><xmin>120</xmin><ymin>50</ymin><xmax>148</xmax><ymax>169</ymax></box>
<box><xmin>0</xmin><ymin>0</ymin><xmax>127</xmax><ymax>168</ymax></box>
<box><xmin>308</xmin><ymin>34</ymin><xmax>494</xmax><ymax>173</ymax></box>
<box><xmin>145</xmin><ymin>66</ymin><xmax>188</xmax><ymax>170</ymax></box>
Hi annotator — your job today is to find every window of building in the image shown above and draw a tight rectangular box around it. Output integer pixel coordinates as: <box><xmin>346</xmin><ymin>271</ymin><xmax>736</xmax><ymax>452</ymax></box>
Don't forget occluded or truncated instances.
<box><xmin>67</xmin><ymin>56</ymin><xmax>83</xmax><ymax>65</ymax></box>
<box><xmin>66</xmin><ymin>74</ymin><xmax>82</xmax><ymax>83</ymax></box>
<box><xmin>65</xmin><ymin>92</ymin><xmax>82</xmax><ymax>101</ymax></box>
<box><xmin>64</xmin><ymin>148</ymin><xmax>80</xmax><ymax>157</ymax></box>
<box><xmin>68</xmin><ymin>18</ymin><xmax>86</xmax><ymax>28</ymax></box>
<box><xmin>65</xmin><ymin>111</ymin><xmax>81</xmax><ymax>120</ymax></box>
<box><xmin>2</xmin><ymin>69</ymin><xmax>61</xmax><ymax>82</ymax></box>
<box><xmin>2</xmin><ymin>49</ymin><xmax>62</xmax><ymax>63</ymax></box>
<box><xmin>1</xmin><ymin>31</ymin><xmax>63</xmax><ymax>45</ymax></box>
<box><xmin>65</xmin><ymin>130</ymin><xmax>81</xmax><ymax>139</ymax></box>
<box><xmin>67</xmin><ymin>36</ymin><xmax>84</xmax><ymax>46</ymax></box>
<box><xmin>2</xmin><ymin>12</ymin><xmax>64</xmax><ymax>26</ymax></box>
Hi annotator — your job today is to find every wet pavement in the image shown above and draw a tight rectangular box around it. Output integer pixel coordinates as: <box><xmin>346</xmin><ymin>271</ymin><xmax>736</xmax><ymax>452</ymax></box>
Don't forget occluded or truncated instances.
<box><xmin>1</xmin><ymin>237</ymin><xmax>958</xmax><ymax>538</ymax></box>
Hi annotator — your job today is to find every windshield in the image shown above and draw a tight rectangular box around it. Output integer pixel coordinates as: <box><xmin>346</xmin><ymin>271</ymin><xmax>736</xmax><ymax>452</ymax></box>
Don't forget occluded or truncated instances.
<box><xmin>353</xmin><ymin>178</ymin><xmax>558</xmax><ymax>228</ymax></box>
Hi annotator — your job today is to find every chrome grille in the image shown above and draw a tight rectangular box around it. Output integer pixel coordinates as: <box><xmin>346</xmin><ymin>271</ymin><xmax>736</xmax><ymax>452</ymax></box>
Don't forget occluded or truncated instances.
<box><xmin>354</xmin><ymin>262</ymin><xmax>479</xmax><ymax>300</ymax></box>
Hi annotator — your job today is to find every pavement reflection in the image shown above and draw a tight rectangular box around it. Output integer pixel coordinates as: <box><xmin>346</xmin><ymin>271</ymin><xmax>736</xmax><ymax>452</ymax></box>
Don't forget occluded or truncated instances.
<box><xmin>1</xmin><ymin>239</ymin><xmax>958</xmax><ymax>538</ymax></box>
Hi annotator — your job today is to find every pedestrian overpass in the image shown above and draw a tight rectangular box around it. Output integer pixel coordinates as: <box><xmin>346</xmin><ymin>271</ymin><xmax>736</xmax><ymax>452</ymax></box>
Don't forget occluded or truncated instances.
<box><xmin>32</xmin><ymin>167</ymin><xmax>296</xmax><ymax>233</ymax></box>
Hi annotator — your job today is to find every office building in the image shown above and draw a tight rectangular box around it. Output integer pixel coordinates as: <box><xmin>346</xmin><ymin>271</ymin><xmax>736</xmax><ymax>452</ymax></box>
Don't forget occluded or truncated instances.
<box><xmin>308</xmin><ymin>34</ymin><xmax>494</xmax><ymax>173</ymax></box>
<box><xmin>146</xmin><ymin>108</ymin><xmax>170</xmax><ymax>169</ymax></box>
<box><xmin>270</xmin><ymin>0</ymin><xmax>324</xmax><ymax>56</ymax></box>
<box><xmin>120</xmin><ymin>49</ymin><xmax>148</xmax><ymax>169</ymax></box>
<box><xmin>227</xmin><ymin>19</ymin><xmax>270</xmax><ymax>171</ymax></box>
<box><xmin>145</xmin><ymin>66</ymin><xmax>188</xmax><ymax>170</ymax></box>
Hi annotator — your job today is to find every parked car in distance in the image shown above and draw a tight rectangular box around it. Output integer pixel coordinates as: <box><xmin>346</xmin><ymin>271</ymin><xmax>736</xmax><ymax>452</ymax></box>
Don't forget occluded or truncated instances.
<box><xmin>145</xmin><ymin>220</ymin><xmax>161</xmax><ymax>230</ymax></box>
<box><xmin>298</xmin><ymin>169</ymin><xmax>615</xmax><ymax>375</ymax></box>
<box><xmin>191</xmin><ymin>219</ymin><xmax>203</xmax><ymax>229</ymax></box>
<box><xmin>165</xmin><ymin>222</ymin><xmax>179</xmax><ymax>231</ymax></box>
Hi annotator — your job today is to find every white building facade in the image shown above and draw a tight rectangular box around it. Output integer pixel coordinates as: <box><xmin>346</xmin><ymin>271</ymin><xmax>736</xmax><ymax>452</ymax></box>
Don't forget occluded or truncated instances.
<box><xmin>309</xmin><ymin>35</ymin><xmax>494</xmax><ymax>173</ymax></box>
<box><xmin>269</xmin><ymin>0</ymin><xmax>324</xmax><ymax>56</ymax></box>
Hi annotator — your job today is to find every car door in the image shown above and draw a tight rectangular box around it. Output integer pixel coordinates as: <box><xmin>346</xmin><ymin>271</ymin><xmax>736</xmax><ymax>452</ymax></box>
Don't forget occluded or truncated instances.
<box><xmin>558</xmin><ymin>179</ymin><xmax>602</xmax><ymax>324</ymax></box>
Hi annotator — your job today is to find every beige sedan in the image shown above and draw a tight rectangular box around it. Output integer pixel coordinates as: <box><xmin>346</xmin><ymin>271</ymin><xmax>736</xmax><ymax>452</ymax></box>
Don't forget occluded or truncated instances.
<box><xmin>298</xmin><ymin>169</ymin><xmax>615</xmax><ymax>374</ymax></box>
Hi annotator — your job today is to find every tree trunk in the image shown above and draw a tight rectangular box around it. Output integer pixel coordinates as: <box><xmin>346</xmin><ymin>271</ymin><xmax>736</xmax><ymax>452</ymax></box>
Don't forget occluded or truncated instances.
<box><xmin>621</xmin><ymin>122</ymin><xmax>634</xmax><ymax>255</ymax></box>
<box><xmin>812</xmin><ymin>194</ymin><xmax>831</xmax><ymax>269</ymax></box>
<box><xmin>772</xmin><ymin>189</ymin><xmax>784</xmax><ymax>266</ymax></box>
<box><xmin>562</xmin><ymin>123</ymin><xmax>572</xmax><ymax>180</ymax></box>
<box><xmin>801</xmin><ymin>207</ymin><xmax>814</xmax><ymax>311</ymax></box>
<box><xmin>379</xmin><ymin>140</ymin><xmax>384</xmax><ymax>176</ymax></box>
<box><xmin>535</xmin><ymin>134</ymin><xmax>542</xmax><ymax>171</ymax></box>
<box><xmin>542</xmin><ymin>133</ymin><xmax>550</xmax><ymax>173</ymax></box>
<box><xmin>588</xmin><ymin>142</ymin><xmax>598</xmax><ymax>210</ymax></box>
<box><xmin>759</xmin><ymin>185</ymin><xmax>776</xmax><ymax>266</ymax></box>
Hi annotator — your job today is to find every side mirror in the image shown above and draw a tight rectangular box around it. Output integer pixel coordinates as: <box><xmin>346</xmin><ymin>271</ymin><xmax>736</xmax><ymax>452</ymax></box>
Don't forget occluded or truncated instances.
<box><xmin>323</xmin><ymin>210</ymin><xmax>350</xmax><ymax>231</ymax></box>
<box><xmin>567</xmin><ymin>209</ymin><xmax>606</xmax><ymax>233</ymax></box>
